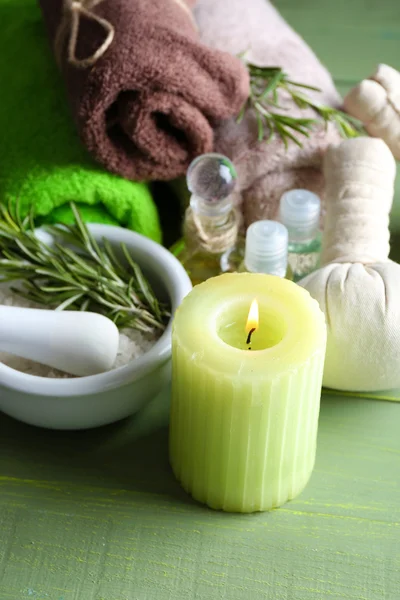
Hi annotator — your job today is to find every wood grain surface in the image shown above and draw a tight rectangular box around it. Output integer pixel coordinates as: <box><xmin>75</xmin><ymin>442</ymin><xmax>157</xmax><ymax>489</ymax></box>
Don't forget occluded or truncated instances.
<box><xmin>0</xmin><ymin>391</ymin><xmax>399</xmax><ymax>600</ymax></box>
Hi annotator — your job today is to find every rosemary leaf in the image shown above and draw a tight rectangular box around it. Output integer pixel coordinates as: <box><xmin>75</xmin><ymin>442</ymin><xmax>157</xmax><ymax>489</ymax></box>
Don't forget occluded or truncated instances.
<box><xmin>0</xmin><ymin>202</ymin><xmax>170</xmax><ymax>333</ymax></box>
<box><xmin>260</xmin><ymin>69</ymin><xmax>284</xmax><ymax>100</ymax></box>
<box><xmin>80</xmin><ymin>298</ymin><xmax>90</xmax><ymax>312</ymax></box>
<box><xmin>56</xmin><ymin>293</ymin><xmax>85</xmax><ymax>312</ymax></box>
<box><xmin>14</xmin><ymin>197</ymin><xmax>25</xmax><ymax>231</ymax></box>
<box><xmin>285</xmin><ymin>80</ymin><xmax>322</xmax><ymax>92</ymax></box>
<box><xmin>239</xmin><ymin>60</ymin><xmax>365</xmax><ymax>147</ymax></box>
<box><xmin>102</xmin><ymin>238</ymin><xmax>126</xmax><ymax>276</ymax></box>
<box><xmin>54</xmin><ymin>244</ymin><xmax>99</xmax><ymax>277</ymax></box>
<box><xmin>36</xmin><ymin>285</ymin><xmax>86</xmax><ymax>294</ymax></box>
<box><xmin>120</xmin><ymin>243</ymin><xmax>160</xmax><ymax>316</ymax></box>
<box><xmin>1</xmin><ymin>203</ymin><xmax>19</xmax><ymax>232</ymax></box>
<box><xmin>276</xmin><ymin>121</ymin><xmax>303</xmax><ymax>148</ymax></box>
<box><xmin>70</xmin><ymin>203</ymin><xmax>91</xmax><ymax>248</ymax></box>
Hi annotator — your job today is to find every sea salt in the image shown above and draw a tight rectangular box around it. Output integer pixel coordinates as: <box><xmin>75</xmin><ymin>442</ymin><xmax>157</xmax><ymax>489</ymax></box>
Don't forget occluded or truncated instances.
<box><xmin>0</xmin><ymin>287</ymin><xmax>160</xmax><ymax>378</ymax></box>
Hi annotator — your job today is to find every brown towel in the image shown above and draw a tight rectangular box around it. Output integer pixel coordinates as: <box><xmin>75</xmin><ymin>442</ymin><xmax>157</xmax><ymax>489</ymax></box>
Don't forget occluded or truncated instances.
<box><xmin>38</xmin><ymin>0</ymin><xmax>249</xmax><ymax>181</ymax></box>
<box><xmin>194</xmin><ymin>0</ymin><xmax>341</xmax><ymax>227</ymax></box>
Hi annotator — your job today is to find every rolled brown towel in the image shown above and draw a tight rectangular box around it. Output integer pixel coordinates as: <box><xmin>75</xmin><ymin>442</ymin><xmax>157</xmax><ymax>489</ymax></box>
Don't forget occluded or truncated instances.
<box><xmin>194</xmin><ymin>0</ymin><xmax>341</xmax><ymax>227</ymax></box>
<box><xmin>38</xmin><ymin>0</ymin><xmax>249</xmax><ymax>181</ymax></box>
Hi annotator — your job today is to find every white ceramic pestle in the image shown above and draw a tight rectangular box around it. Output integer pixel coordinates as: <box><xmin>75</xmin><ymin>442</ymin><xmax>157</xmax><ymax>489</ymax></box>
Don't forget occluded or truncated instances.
<box><xmin>0</xmin><ymin>305</ymin><xmax>120</xmax><ymax>377</ymax></box>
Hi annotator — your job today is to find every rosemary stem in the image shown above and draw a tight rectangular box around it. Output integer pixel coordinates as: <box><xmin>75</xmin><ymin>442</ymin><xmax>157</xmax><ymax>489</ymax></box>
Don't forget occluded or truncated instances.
<box><xmin>0</xmin><ymin>202</ymin><xmax>170</xmax><ymax>334</ymax></box>
<box><xmin>240</xmin><ymin>61</ymin><xmax>365</xmax><ymax>146</ymax></box>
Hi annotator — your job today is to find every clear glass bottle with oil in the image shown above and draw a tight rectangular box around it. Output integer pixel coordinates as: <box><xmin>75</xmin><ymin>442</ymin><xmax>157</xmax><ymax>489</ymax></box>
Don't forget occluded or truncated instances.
<box><xmin>171</xmin><ymin>153</ymin><xmax>239</xmax><ymax>286</ymax></box>
<box><xmin>238</xmin><ymin>220</ymin><xmax>292</xmax><ymax>279</ymax></box>
<box><xmin>279</xmin><ymin>189</ymin><xmax>322</xmax><ymax>282</ymax></box>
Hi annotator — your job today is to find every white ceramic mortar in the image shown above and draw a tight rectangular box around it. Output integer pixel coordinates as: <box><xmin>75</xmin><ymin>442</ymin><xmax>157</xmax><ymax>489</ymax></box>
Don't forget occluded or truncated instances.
<box><xmin>0</xmin><ymin>225</ymin><xmax>192</xmax><ymax>430</ymax></box>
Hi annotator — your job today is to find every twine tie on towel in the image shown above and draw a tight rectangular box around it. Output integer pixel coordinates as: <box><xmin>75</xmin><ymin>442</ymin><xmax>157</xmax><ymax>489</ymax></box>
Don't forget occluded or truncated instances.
<box><xmin>184</xmin><ymin>208</ymin><xmax>239</xmax><ymax>254</ymax></box>
<box><xmin>55</xmin><ymin>0</ymin><xmax>196</xmax><ymax>70</ymax></box>
<box><xmin>54</xmin><ymin>0</ymin><xmax>114</xmax><ymax>69</ymax></box>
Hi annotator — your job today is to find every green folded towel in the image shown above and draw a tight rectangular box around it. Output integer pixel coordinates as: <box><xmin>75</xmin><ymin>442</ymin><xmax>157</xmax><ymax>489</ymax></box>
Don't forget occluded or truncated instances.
<box><xmin>0</xmin><ymin>0</ymin><xmax>161</xmax><ymax>243</ymax></box>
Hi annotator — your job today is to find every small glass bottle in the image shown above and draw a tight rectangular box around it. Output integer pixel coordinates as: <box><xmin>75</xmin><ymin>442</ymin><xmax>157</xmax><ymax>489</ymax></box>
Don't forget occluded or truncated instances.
<box><xmin>279</xmin><ymin>189</ymin><xmax>322</xmax><ymax>282</ymax></box>
<box><xmin>220</xmin><ymin>232</ymin><xmax>246</xmax><ymax>273</ymax></box>
<box><xmin>171</xmin><ymin>153</ymin><xmax>239</xmax><ymax>286</ymax></box>
<box><xmin>239</xmin><ymin>220</ymin><xmax>292</xmax><ymax>279</ymax></box>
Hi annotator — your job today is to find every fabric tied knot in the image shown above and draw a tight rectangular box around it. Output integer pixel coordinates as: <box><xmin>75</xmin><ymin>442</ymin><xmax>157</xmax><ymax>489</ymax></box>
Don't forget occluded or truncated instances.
<box><xmin>184</xmin><ymin>208</ymin><xmax>239</xmax><ymax>255</ymax></box>
<box><xmin>54</xmin><ymin>0</ymin><xmax>196</xmax><ymax>70</ymax></box>
<box><xmin>54</xmin><ymin>0</ymin><xmax>115</xmax><ymax>69</ymax></box>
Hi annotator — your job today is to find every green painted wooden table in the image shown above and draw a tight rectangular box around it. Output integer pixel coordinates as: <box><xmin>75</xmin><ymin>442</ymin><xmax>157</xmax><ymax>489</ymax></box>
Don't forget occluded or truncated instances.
<box><xmin>0</xmin><ymin>391</ymin><xmax>399</xmax><ymax>600</ymax></box>
<box><xmin>1</xmin><ymin>0</ymin><xmax>400</xmax><ymax>598</ymax></box>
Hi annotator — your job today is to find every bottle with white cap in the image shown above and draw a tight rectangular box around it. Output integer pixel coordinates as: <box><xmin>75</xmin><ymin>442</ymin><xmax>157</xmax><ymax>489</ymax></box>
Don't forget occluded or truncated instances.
<box><xmin>239</xmin><ymin>220</ymin><xmax>292</xmax><ymax>279</ymax></box>
<box><xmin>279</xmin><ymin>189</ymin><xmax>322</xmax><ymax>282</ymax></box>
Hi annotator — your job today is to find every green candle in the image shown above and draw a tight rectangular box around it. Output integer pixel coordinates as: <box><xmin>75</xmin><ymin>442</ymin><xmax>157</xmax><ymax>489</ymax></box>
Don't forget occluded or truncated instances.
<box><xmin>169</xmin><ymin>273</ymin><xmax>326</xmax><ymax>513</ymax></box>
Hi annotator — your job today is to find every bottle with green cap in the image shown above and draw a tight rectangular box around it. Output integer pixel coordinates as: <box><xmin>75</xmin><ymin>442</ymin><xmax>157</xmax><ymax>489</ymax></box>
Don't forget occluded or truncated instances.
<box><xmin>238</xmin><ymin>220</ymin><xmax>292</xmax><ymax>279</ymax></box>
<box><xmin>171</xmin><ymin>153</ymin><xmax>240</xmax><ymax>286</ymax></box>
<box><xmin>279</xmin><ymin>189</ymin><xmax>322</xmax><ymax>282</ymax></box>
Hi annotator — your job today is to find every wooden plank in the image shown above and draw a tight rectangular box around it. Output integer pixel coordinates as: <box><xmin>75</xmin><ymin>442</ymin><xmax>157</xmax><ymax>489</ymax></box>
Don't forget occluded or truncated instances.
<box><xmin>0</xmin><ymin>393</ymin><xmax>399</xmax><ymax>600</ymax></box>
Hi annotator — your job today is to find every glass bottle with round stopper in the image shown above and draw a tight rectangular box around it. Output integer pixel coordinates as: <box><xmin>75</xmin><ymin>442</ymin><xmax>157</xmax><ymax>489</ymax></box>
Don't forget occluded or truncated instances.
<box><xmin>171</xmin><ymin>153</ymin><xmax>239</xmax><ymax>286</ymax></box>
<box><xmin>239</xmin><ymin>220</ymin><xmax>292</xmax><ymax>279</ymax></box>
<box><xmin>279</xmin><ymin>189</ymin><xmax>322</xmax><ymax>282</ymax></box>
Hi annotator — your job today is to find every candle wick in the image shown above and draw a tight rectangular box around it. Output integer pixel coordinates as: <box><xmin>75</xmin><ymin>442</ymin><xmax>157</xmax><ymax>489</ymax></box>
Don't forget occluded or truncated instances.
<box><xmin>246</xmin><ymin>328</ymin><xmax>255</xmax><ymax>345</ymax></box>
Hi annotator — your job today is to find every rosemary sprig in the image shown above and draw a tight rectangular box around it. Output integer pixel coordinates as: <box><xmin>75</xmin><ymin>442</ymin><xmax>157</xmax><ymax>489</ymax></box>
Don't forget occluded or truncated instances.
<box><xmin>0</xmin><ymin>202</ymin><xmax>170</xmax><ymax>333</ymax></box>
<box><xmin>240</xmin><ymin>63</ymin><xmax>365</xmax><ymax>148</ymax></box>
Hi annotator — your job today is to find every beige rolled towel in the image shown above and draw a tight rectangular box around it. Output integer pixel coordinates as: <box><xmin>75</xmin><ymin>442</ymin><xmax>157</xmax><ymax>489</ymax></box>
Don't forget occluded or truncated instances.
<box><xmin>344</xmin><ymin>64</ymin><xmax>400</xmax><ymax>160</ymax></box>
<box><xmin>194</xmin><ymin>0</ymin><xmax>342</xmax><ymax>227</ymax></box>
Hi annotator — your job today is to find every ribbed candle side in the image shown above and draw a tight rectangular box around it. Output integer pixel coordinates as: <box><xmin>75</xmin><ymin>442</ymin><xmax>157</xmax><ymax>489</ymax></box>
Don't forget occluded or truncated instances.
<box><xmin>170</xmin><ymin>342</ymin><xmax>325</xmax><ymax>513</ymax></box>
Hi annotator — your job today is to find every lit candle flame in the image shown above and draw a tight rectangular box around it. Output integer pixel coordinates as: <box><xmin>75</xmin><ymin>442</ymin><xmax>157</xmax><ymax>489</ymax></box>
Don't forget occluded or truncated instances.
<box><xmin>246</xmin><ymin>298</ymin><xmax>259</xmax><ymax>334</ymax></box>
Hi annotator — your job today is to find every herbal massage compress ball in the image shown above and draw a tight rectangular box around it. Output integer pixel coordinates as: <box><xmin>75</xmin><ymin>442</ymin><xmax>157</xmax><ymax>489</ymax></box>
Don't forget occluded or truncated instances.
<box><xmin>300</xmin><ymin>137</ymin><xmax>400</xmax><ymax>392</ymax></box>
<box><xmin>344</xmin><ymin>64</ymin><xmax>400</xmax><ymax>161</ymax></box>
